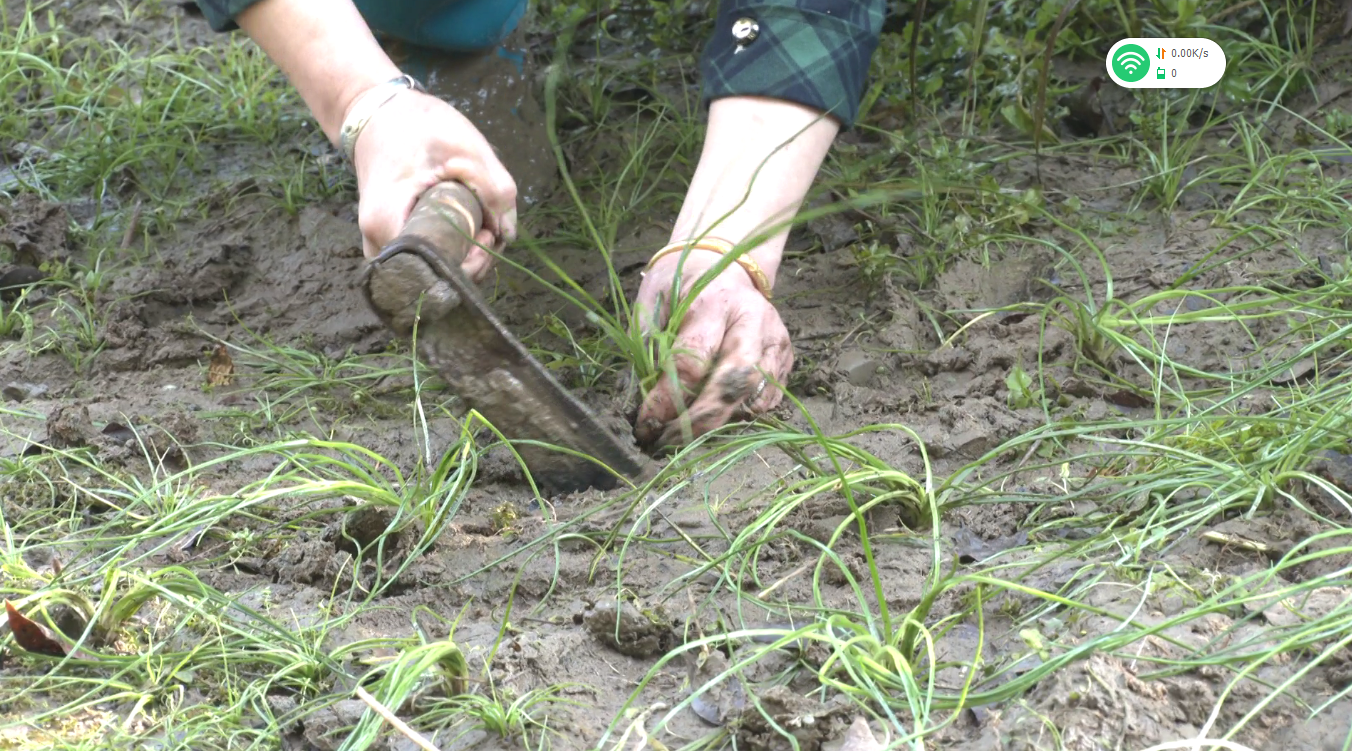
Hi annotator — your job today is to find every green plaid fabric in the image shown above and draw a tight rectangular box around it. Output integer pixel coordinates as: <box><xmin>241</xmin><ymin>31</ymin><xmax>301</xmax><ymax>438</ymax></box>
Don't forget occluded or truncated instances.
<box><xmin>699</xmin><ymin>0</ymin><xmax>884</xmax><ymax>128</ymax></box>
<box><xmin>193</xmin><ymin>0</ymin><xmax>885</xmax><ymax>127</ymax></box>
<box><xmin>194</xmin><ymin>0</ymin><xmax>254</xmax><ymax>31</ymax></box>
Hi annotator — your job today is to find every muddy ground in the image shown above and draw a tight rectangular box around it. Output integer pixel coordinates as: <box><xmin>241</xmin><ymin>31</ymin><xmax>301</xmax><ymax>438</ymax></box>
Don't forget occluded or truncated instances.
<box><xmin>4</xmin><ymin>2</ymin><xmax>1352</xmax><ymax>750</ymax></box>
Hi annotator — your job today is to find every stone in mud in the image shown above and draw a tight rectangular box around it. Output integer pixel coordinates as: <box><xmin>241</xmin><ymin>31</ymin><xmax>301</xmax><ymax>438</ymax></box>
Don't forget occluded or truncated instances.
<box><xmin>928</xmin><ymin>401</ymin><xmax>1006</xmax><ymax>458</ymax></box>
<box><xmin>687</xmin><ymin>647</ymin><xmax>748</xmax><ymax>726</ymax></box>
<box><xmin>2</xmin><ymin>382</ymin><xmax>47</xmax><ymax>402</ymax></box>
<box><xmin>823</xmin><ymin>717</ymin><xmax>884</xmax><ymax>751</ymax></box>
<box><xmin>1057</xmin><ymin>376</ymin><xmax>1098</xmax><ymax>399</ymax></box>
<box><xmin>1259</xmin><ymin>586</ymin><xmax>1352</xmax><ymax>628</ymax></box>
<box><xmin>1308</xmin><ymin>449</ymin><xmax>1352</xmax><ymax>493</ymax></box>
<box><xmin>735</xmin><ymin>686</ymin><xmax>851</xmax><ymax>751</ymax></box>
<box><xmin>921</xmin><ymin>346</ymin><xmax>974</xmax><ymax>375</ymax></box>
<box><xmin>582</xmin><ymin>599</ymin><xmax>675</xmax><ymax>658</ymax></box>
<box><xmin>836</xmin><ymin>349</ymin><xmax>884</xmax><ymax>387</ymax></box>
<box><xmin>300</xmin><ymin>698</ymin><xmax>367</xmax><ymax>751</ymax></box>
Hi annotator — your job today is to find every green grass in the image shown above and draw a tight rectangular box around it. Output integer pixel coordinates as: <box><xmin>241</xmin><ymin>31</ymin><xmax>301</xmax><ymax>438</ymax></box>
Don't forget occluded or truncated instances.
<box><xmin>4</xmin><ymin>0</ymin><xmax>1352</xmax><ymax>750</ymax></box>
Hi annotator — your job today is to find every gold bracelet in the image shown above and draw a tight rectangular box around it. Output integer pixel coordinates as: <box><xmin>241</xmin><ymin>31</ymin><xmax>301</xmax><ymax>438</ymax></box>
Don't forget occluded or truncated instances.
<box><xmin>338</xmin><ymin>74</ymin><xmax>426</xmax><ymax>164</ymax></box>
<box><xmin>646</xmin><ymin>237</ymin><xmax>774</xmax><ymax>301</ymax></box>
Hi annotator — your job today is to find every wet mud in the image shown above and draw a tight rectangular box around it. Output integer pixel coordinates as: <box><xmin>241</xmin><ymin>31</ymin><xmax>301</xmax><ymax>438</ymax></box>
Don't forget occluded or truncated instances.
<box><xmin>6</xmin><ymin>182</ymin><xmax>1342</xmax><ymax>749</ymax></box>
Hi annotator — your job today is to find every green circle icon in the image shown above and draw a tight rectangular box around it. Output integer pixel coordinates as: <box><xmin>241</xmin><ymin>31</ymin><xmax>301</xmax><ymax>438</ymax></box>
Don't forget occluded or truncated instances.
<box><xmin>1111</xmin><ymin>43</ymin><xmax>1151</xmax><ymax>82</ymax></box>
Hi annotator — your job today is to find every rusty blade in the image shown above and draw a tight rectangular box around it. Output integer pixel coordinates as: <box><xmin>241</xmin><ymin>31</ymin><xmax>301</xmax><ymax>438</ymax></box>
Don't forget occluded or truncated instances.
<box><xmin>361</xmin><ymin>237</ymin><xmax>651</xmax><ymax>494</ymax></box>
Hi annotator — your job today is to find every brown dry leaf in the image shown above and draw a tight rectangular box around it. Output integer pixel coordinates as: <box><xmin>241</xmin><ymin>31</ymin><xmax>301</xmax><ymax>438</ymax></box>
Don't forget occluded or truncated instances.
<box><xmin>5</xmin><ymin>601</ymin><xmax>67</xmax><ymax>658</ymax></box>
<box><xmin>207</xmin><ymin>344</ymin><xmax>235</xmax><ymax>387</ymax></box>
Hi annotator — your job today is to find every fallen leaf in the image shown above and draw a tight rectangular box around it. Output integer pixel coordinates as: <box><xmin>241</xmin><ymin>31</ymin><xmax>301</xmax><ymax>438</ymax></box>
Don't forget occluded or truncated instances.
<box><xmin>5</xmin><ymin>601</ymin><xmax>67</xmax><ymax>658</ymax></box>
<box><xmin>207</xmin><ymin>344</ymin><xmax>234</xmax><ymax>387</ymax></box>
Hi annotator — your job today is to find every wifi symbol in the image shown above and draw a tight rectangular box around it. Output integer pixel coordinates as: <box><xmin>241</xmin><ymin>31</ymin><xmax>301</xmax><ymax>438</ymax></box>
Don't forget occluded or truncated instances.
<box><xmin>1117</xmin><ymin>51</ymin><xmax>1145</xmax><ymax>72</ymax></box>
<box><xmin>1111</xmin><ymin>43</ymin><xmax>1151</xmax><ymax>82</ymax></box>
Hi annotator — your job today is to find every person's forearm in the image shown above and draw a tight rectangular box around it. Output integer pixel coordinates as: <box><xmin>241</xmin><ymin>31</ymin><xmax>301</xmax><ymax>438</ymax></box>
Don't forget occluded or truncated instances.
<box><xmin>670</xmin><ymin>96</ymin><xmax>839</xmax><ymax>289</ymax></box>
<box><xmin>236</xmin><ymin>0</ymin><xmax>402</xmax><ymax>144</ymax></box>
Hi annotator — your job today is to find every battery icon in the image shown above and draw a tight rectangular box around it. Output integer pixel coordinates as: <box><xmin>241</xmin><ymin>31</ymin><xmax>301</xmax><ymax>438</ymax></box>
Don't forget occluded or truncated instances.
<box><xmin>1156</xmin><ymin>67</ymin><xmax>1166</xmax><ymax>79</ymax></box>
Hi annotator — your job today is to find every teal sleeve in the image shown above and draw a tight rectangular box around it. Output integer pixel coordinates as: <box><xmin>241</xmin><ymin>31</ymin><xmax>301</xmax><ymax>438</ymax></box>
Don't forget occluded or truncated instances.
<box><xmin>191</xmin><ymin>0</ymin><xmax>261</xmax><ymax>31</ymax></box>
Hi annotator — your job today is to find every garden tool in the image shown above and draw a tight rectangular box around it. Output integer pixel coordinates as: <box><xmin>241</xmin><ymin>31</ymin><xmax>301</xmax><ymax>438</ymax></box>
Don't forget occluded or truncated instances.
<box><xmin>360</xmin><ymin>181</ymin><xmax>650</xmax><ymax>494</ymax></box>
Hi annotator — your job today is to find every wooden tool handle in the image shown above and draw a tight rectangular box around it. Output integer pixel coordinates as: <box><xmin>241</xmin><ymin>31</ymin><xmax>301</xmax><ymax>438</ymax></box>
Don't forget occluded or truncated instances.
<box><xmin>391</xmin><ymin>181</ymin><xmax>484</xmax><ymax>266</ymax></box>
<box><xmin>364</xmin><ymin>181</ymin><xmax>483</xmax><ymax>336</ymax></box>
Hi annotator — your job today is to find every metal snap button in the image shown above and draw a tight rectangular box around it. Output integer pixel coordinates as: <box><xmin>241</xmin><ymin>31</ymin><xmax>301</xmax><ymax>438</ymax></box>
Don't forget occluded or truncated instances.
<box><xmin>731</xmin><ymin>17</ymin><xmax>760</xmax><ymax>47</ymax></box>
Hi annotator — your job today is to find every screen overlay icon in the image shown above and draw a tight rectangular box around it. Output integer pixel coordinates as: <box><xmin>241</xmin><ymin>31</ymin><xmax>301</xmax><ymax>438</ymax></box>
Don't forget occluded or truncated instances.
<box><xmin>1111</xmin><ymin>43</ymin><xmax>1151</xmax><ymax>83</ymax></box>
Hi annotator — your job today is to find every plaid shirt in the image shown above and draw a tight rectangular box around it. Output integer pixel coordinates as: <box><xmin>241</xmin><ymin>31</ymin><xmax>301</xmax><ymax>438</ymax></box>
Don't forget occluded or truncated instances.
<box><xmin>700</xmin><ymin>0</ymin><xmax>883</xmax><ymax>127</ymax></box>
<box><xmin>194</xmin><ymin>0</ymin><xmax>883</xmax><ymax>127</ymax></box>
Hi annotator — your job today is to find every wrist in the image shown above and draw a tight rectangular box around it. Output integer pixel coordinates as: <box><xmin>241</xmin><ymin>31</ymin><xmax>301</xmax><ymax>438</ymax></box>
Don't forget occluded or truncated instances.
<box><xmin>338</xmin><ymin>74</ymin><xmax>425</xmax><ymax>162</ymax></box>
<box><xmin>235</xmin><ymin>0</ymin><xmax>404</xmax><ymax>144</ymax></box>
<box><xmin>663</xmin><ymin>231</ymin><xmax>783</xmax><ymax>289</ymax></box>
<box><xmin>331</xmin><ymin>65</ymin><xmax>408</xmax><ymax>139</ymax></box>
<box><xmin>648</xmin><ymin>241</ymin><xmax>780</xmax><ymax>295</ymax></box>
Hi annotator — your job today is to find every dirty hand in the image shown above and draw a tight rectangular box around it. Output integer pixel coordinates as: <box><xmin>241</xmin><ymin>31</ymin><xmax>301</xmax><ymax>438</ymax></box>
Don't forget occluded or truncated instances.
<box><xmin>350</xmin><ymin>89</ymin><xmax>517</xmax><ymax>281</ymax></box>
<box><xmin>633</xmin><ymin>250</ymin><xmax>793</xmax><ymax>450</ymax></box>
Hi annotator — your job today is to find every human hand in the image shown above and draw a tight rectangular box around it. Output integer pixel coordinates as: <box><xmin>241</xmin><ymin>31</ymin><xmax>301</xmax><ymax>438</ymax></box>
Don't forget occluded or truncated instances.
<box><xmin>349</xmin><ymin>89</ymin><xmax>518</xmax><ymax>281</ymax></box>
<box><xmin>633</xmin><ymin>250</ymin><xmax>793</xmax><ymax>450</ymax></box>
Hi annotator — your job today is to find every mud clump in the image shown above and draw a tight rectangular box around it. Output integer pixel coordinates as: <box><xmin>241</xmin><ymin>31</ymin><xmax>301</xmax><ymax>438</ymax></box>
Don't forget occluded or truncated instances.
<box><xmin>0</xmin><ymin>193</ymin><xmax>71</xmax><ymax>267</ymax></box>
<box><xmin>44</xmin><ymin>404</ymin><xmax>97</xmax><ymax>449</ymax></box>
<box><xmin>583</xmin><ymin>599</ymin><xmax>675</xmax><ymax>658</ymax></box>
<box><xmin>270</xmin><ymin>539</ymin><xmax>356</xmax><ymax>589</ymax></box>
<box><xmin>735</xmin><ymin>686</ymin><xmax>851</xmax><ymax>751</ymax></box>
<box><xmin>97</xmin><ymin>301</ymin><xmax>151</xmax><ymax>372</ymax></box>
<box><xmin>140</xmin><ymin>238</ymin><xmax>254</xmax><ymax>306</ymax></box>
<box><xmin>96</xmin><ymin>409</ymin><xmax>201</xmax><ymax>468</ymax></box>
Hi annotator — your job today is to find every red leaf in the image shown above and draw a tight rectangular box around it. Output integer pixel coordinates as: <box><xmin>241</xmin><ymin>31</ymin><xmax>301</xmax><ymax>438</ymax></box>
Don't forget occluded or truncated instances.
<box><xmin>5</xmin><ymin>601</ymin><xmax>67</xmax><ymax>658</ymax></box>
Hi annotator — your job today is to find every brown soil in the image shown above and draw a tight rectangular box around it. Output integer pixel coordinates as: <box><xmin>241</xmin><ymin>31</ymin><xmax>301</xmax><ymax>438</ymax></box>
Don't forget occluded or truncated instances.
<box><xmin>4</xmin><ymin>2</ymin><xmax>1352</xmax><ymax>750</ymax></box>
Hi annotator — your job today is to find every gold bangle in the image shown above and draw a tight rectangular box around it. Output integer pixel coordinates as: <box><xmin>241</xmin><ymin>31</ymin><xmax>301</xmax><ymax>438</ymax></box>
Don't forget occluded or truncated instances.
<box><xmin>338</xmin><ymin>74</ymin><xmax>426</xmax><ymax>165</ymax></box>
<box><xmin>646</xmin><ymin>237</ymin><xmax>774</xmax><ymax>301</ymax></box>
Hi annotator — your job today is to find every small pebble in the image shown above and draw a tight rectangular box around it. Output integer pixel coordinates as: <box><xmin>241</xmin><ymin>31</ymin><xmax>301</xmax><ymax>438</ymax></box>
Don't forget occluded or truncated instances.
<box><xmin>837</xmin><ymin>349</ymin><xmax>883</xmax><ymax>387</ymax></box>
<box><xmin>2</xmin><ymin>382</ymin><xmax>47</xmax><ymax>403</ymax></box>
